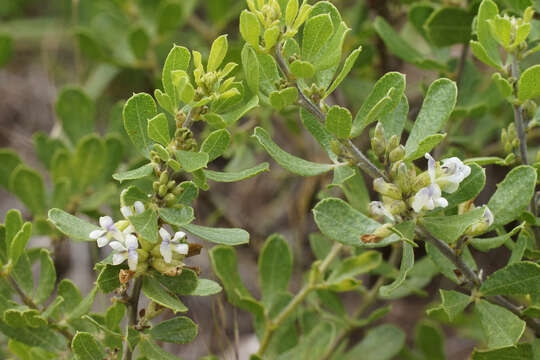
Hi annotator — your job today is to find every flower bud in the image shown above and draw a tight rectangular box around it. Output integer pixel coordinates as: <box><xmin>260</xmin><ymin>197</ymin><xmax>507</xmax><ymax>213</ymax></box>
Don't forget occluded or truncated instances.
<box><xmin>387</xmin><ymin>135</ymin><xmax>400</xmax><ymax>152</ymax></box>
<box><xmin>151</xmin><ymin>258</ymin><xmax>183</xmax><ymax>276</ymax></box>
<box><xmin>395</xmin><ymin>162</ymin><xmax>412</xmax><ymax>195</ymax></box>
<box><xmin>153</xmin><ymin>181</ymin><xmax>160</xmax><ymax>193</ymax></box>
<box><xmin>412</xmin><ymin>171</ymin><xmax>431</xmax><ymax>192</ymax></box>
<box><xmin>371</xmin><ymin>138</ymin><xmax>386</xmax><ymax>159</ymax></box>
<box><xmin>389</xmin><ymin>145</ymin><xmax>405</xmax><ymax>163</ymax></box>
<box><xmin>164</xmin><ymin>193</ymin><xmax>176</xmax><ymax>207</ymax></box>
<box><xmin>167</xmin><ymin>180</ymin><xmax>176</xmax><ymax>190</ymax></box>
<box><xmin>137</xmin><ymin>249</ymin><xmax>149</xmax><ymax>262</ymax></box>
<box><xmin>373</xmin><ymin>178</ymin><xmax>402</xmax><ymax>200</ymax></box>
<box><xmin>373</xmin><ymin>223</ymin><xmax>392</xmax><ymax>239</ymax></box>
<box><xmin>386</xmin><ymin>199</ymin><xmax>407</xmax><ymax>215</ymax></box>
<box><xmin>160</xmin><ymin>171</ymin><xmax>169</xmax><ymax>185</ymax></box>
<box><xmin>158</xmin><ymin>184</ymin><xmax>168</xmax><ymax>197</ymax></box>
<box><xmin>172</xmin><ymin>184</ymin><xmax>184</xmax><ymax>196</ymax></box>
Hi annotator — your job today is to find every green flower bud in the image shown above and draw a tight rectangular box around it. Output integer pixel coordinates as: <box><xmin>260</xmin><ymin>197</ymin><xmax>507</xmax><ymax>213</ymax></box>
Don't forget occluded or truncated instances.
<box><xmin>395</xmin><ymin>162</ymin><xmax>412</xmax><ymax>195</ymax></box>
<box><xmin>373</xmin><ymin>178</ymin><xmax>402</xmax><ymax>200</ymax></box>
<box><xmin>164</xmin><ymin>193</ymin><xmax>176</xmax><ymax>207</ymax></box>
<box><xmin>387</xmin><ymin>135</ymin><xmax>400</xmax><ymax>152</ymax></box>
<box><xmin>137</xmin><ymin>249</ymin><xmax>149</xmax><ymax>262</ymax></box>
<box><xmin>151</xmin><ymin>258</ymin><xmax>183</xmax><ymax>276</ymax></box>
<box><xmin>389</xmin><ymin>145</ymin><xmax>406</xmax><ymax>163</ymax></box>
<box><xmin>159</xmin><ymin>171</ymin><xmax>169</xmax><ymax>185</ymax></box>
<box><xmin>173</xmin><ymin>184</ymin><xmax>184</xmax><ymax>196</ymax></box>
<box><xmin>371</xmin><ymin>138</ymin><xmax>386</xmax><ymax>159</ymax></box>
<box><xmin>152</xmin><ymin>181</ymin><xmax>160</xmax><ymax>193</ymax></box>
<box><xmin>373</xmin><ymin>223</ymin><xmax>393</xmax><ymax>238</ymax></box>
<box><xmin>412</xmin><ymin>171</ymin><xmax>431</xmax><ymax>192</ymax></box>
<box><xmin>158</xmin><ymin>184</ymin><xmax>168</xmax><ymax>197</ymax></box>
<box><xmin>167</xmin><ymin>180</ymin><xmax>176</xmax><ymax>190</ymax></box>
<box><xmin>133</xmin><ymin>262</ymin><xmax>149</xmax><ymax>278</ymax></box>
<box><xmin>386</xmin><ymin>199</ymin><xmax>407</xmax><ymax>215</ymax></box>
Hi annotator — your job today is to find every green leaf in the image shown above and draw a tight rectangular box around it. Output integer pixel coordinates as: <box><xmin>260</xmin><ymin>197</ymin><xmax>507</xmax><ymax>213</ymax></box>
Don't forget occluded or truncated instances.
<box><xmin>300</xmin><ymin>108</ymin><xmax>338</xmax><ymax>162</ymax></box>
<box><xmin>429</xmin><ymin>289</ymin><xmax>471</xmax><ymax>321</ymax></box>
<box><xmin>221</xmin><ymin>95</ymin><xmax>259</xmax><ymax>126</ymax></box>
<box><xmin>182</xmin><ymin>223</ymin><xmax>249</xmax><ymax>245</ymax></box>
<box><xmin>190</xmin><ymin>279</ymin><xmax>222</xmax><ymax>296</ymax></box>
<box><xmin>405</xmin><ymin>79</ymin><xmax>457</xmax><ymax>159</ymax></box>
<box><xmin>72</xmin><ymin>134</ymin><xmax>105</xmax><ymax>190</ymax></box>
<box><xmin>415</xmin><ymin>321</ymin><xmax>445</xmax><ymax>360</ymax></box>
<box><xmin>241</xmin><ymin>45</ymin><xmax>260</xmax><ymax>94</ymax></box>
<box><xmin>470</xmin><ymin>41</ymin><xmax>504</xmax><ymax>71</ymax></box>
<box><xmin>269</xmin><ymin>87</ymin><xmax>298</xmax><ymax>110</ymax></box>
<box><xmin>351</xmin><ymin>72</ymin><xmax>406</xmax><ymax>137</ymax></box>
<box><xmin>313</xmin><ymin>198</ymin><xmax>397</xmax><ymax>247</ymax></box>
<box><xmin>156</xmin><ymin>268</ymin><xmax>198</xmax><ymax>295</ymax></box>
<box><xmin>252</xmin><ymin>127</ymin><xmax>337</xmax><ymax>176</ymax></box>
<box><xmin>470</xmin><ymin>224</ymin><xmax>524</xmax><ymax>252</ymax></box>
<box><xmin>112</xmin><ymin>163</ymin><xmax>153</xmax><ymax>182</ymax></box>
<box><xmin>150</xmin><ymin>317</ymin><xmax>198</xmax><ymax>344</ymax></box>
<box><xmin>480</xmin><ymin>261</ymin><xmax>540</xmax><ymax>296</ymax></box>
<box><xmin>147</xmin><ymin>113</ymin><xmax>170</xmax><ymax>146</ymax></box>
<box><xmin>0</xmin><ymin>319</ymin><xmax>65</xmax><ymax>352</ymax></box>
<box><xmin>162</xmin><ymin>45</ymin><xmax>191</xmax><ymax>109</ymax></box>
<box><xmin>0</xmin><ymin>149</ymin><xmax>21</xmax><ymax>189</ymax></box>
<box><xmin>404</xmin><ymin>133</ymin><xmax>446</xmax><ymax>161</ymax></box>
<box><xmin>474</xmin><ymin>0</ymin><xmax>502</xmax><ymax>69</ymax></box>
<box><xmin>97</xmin><ymin>265</ymin><xmax>124</xmax><ymax>293</ymax></box>
<box><xmin>128</xmin><ymin>26</ymin><xmax>150</xmax><ymax>60</ymax></box>
<box><xmin>9</xmin><ymin>165</ymin><xmax>46</xmax><ymax>215</ymax></box>
<box><xmin>518</xmin><ymin>65</ymin><xmax>540</xmax><ymax>102</ymax></box>
<box><xmin>302</xmin><ymin>14</ymin><xmax>334</xmax><ymax>62</ymax></box>
<box><xmin>445</xmin><ymin>163</ymin><xmax>486</xmax><ymax>207</ymax></box>
<box><xmin>476</xmin><ymin>300</ymin><xmax>525</xmax><ymax>349</ymax></box>
<box><xmin>327</xmin><ymin>251</ymin><xmax>382</xmax><ymax>291</ymax></box>
<box><xmin>487</xmin><ymin>166</ymin><xmax>537</xmax><ymax>227</ymax></box>
<box><xmin>204</xmin><ymin>163</ymin><xmax>269</xmax><ymax>182</ymax></box>
<box><xmin>379</xmin><ymin>242</ymin><xmax>414</xmax><ymax>297</ymax></box>
<box><xmin>325</xmin><ymin>105</ymin><xmax>352</xmax><ymax>139</ymax></box>
<box><xmin>472</xmin><ymin>343</ymin><xmax>533</xmax><ymax>360</ymax></box>
<box><xmin>325</xmin><ymin>46</ymin><xmax>362</xmax><ymax>98</ymax></box>
<box><xmin>55</xmin><ymin>87</ymin><xmax>95</xmax><ymax>144</ymax></box>
<box><xmin>240</xmin><ymin>11</ymin><xmax>260</xmax><ymax>48</ymax></box>
<box><xmin>379</xmin><ymin>95</ymin><xmax>408</xmax><ymax>141</ymax></box>
<box><xmin>175</xmin><ymin>150</ymin><xmax>209</xmax><ymax>173</ymax></box>
<box><xmin>140</xmin><ymin>338</ymin><xmax>182</xmax><ymax>360</ymax></box>
<box><xmin>71</xmin><ymin>332</ymin><xmax>106</xmax><ymax>360</ymax></box>
<box><xmin>259</xmin><ymin>234</ymin><xmax>292</xmax><ymax>306</ymax></box>
<box><xmin>129</xmin><ymin>209</ymin><xmax>158</xmax><ymax>244</ymax></box>
<box><xmin>9</xmin><ymin>222</ymin><xmax>32</xmax><ymax>265</ymax></box>
<box><xmin>425</xmin><ymin>7</ymin><xmax>473</xmax><ymax>47</ymax></box>
<box><xmin>422</xmin><ymin>207</ymin><xmax>485</xmax><ymax>244</ymax></box>
<box><xmin>290</xmin><ymin>60</ymin><xmax>315</xmax><ymax>78</ymax></box>
<box><xmin>121</xmin><ymin>185</ymin><xmax>148</xmax><ymax>206</ymax></box>
<box><xmin>209</xmin><ymin>246</ymin><xmax>253</xmax><ymax>307</ymax></box>
<box><xmin>425</xmin><ymin>241</ymin><xmax>477</xmax><ymax>283</ymax></box>
<box><xmin>5</xmin><ymin>209</ymin><xmax>23</xmax><ymax>250</ymax></box>
<box><xmin>142</xmin><ymin>276</ymin><xmax>187</xmax><ymax>313</ymax></box>
<box><xmin>123</xmin><ymin>93</ymin><xmax>157</xmax><ymax>158</ymax></box>
<box><xmin>207</xmin><ymin>34</ymin><xmax>228</xmax><ymax>72</ymax></box>
<box><xmin>159</xmin><ymin>207</ymin><xmax>194</xmax><ymax>227</ymax></box>
<box><xmin>156</xmin><ymin>2</ymin><xmax>182</xmax><ymax>34</ymax></box>
<box><xmin>201</xmin><ymin>129</ymin><xmax>231</xmax><ymax>162</ymax></box>
<box><xmin>344</xmin><ymin>324</ymin><xmax>405</xmax><ymax>360</ymax></box>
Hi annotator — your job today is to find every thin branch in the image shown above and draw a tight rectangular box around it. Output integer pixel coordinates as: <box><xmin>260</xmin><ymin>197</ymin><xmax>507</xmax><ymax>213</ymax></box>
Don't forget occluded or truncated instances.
<box><xmin>274</xmin><ymin>45</ymin><xmax>390</xmax><ymax>182</ymax></box>
<box><xmin>255</xmin><ymin>242</ymin><xmax>343</xmax><ymax>357</ymax></box>
<box><xmin>123</xmin><ymin>277</ymin><xmax>143</xmax><ymax>360</ymax></box>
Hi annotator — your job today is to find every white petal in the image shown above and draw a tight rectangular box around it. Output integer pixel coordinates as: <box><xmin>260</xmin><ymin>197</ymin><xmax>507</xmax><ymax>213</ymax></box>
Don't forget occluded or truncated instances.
<box><xmin>97</xmin><ymin>236</ymin><xmax>110</xmax><ymax>248</ymax></box>
<box><xmin>172</xmin><ymin>231</ymin><xmax>186</xmax><ymax>242</ymax></box>
<box><xmin>89</xmin><ymin>229</ymin><xmax>106</xmax><ymax>239</ymax></box>
<box><xmin>123</xmin><ymin>225</ymin><xmax>134</xmax><ymax>235</ymax></box>
<box><xmin>160</xmin><ymin>241</ymin><xmax>172</xmax><ymax>263</ymax></box>
<box><xmin>436</xmin><ymin>197</ymin><xmax>448</xmax><ymax>208</ymax></box>
<box><xmin>128</xmin><ymin>250</ymin><xmax>138</xmax><ymax>271</ymax></box>
<box><xmin>121</xmin><ymin>206</ymin><xmax>133</xmax><ymax>218</ymax></box>
<box><xmin>483</xmin><ymin>206</ymin><xmax>494</xmax><ymax>226</ymax></box>
<box><xmin>412</xmin><ymin>187</ymin><xmax>431</xmax><ymax>213</ymax></box>
<box><xmin>159</xmin><ymin>227</ymin><xmax>171</xmax><ymax>242</ymax></box>
<box><xmin>134</xmin><ymin>201</ymin><xmax>145</xmax><ymax>214</ymax></box>
<box><xmin>425</xmin><ymin>153</ymin><xmax>436</xmax><ymax>182</ymax></box>
<box><xmin>125</xmin><ymin>234</ymin><xmax>139</xmax><ymax>250</ymax></box>
<box><xmin>99</xmin><ymin>216</ymin><xmax>114</xmax><ymax>229</ymax></box>
<box><xmin>173</xmin><ymin>243</ymin><xmax>189</xmax><ymax>255</ymax></box>
<box><xmin>112</xmin><ymin>252</ymin><xmax>127</xmax><ymax>265</ymax></box>
<box><xmin>109</xmin><ymin>241</ymin><xmax>126</xmax><ymax>251</ymax></box>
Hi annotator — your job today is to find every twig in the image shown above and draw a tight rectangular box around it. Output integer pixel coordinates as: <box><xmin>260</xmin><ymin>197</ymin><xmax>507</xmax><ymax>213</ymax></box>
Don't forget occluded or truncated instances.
<box><xmin>123</xmin><ymin>277</ymin><xmax>143</xmax><ymax>360</ymax></box>
<box><xmin>255</xmin><ymin>242</ymin><xmax>343</xmax><ymax>356</ymax></box>
<box><xmin>274</xmin><ymin>45</ymin><xmax>389</xmax><ymax>182</ymax></box>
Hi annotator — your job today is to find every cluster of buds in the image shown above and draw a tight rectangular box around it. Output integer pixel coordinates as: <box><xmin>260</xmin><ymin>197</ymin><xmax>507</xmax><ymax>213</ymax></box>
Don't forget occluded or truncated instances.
<box><xmin>371</xmin><ymin>123</ymin><xmax>405</xmax><ymax>165</ymax></box>
<box><xmin>90</xmin><ymin>206</ymin><xmax>200</xmax><ymax>279</ymax></box>
<box><xmin>487</xmin><ymin>7</ymin><xmax>534</xmax><ymax>51</ymax></box>
<box><xmin>173</xmin><ymin>128</ymin><xmax>198</xmax><ymax>152</ymax></box>
<box><xmin>501</xmin><ymin>123</ymin><xmax>520</xmax><ymax>155</ymax></box>
<box><xmin>192</xmin><ymin>44</ymin><xmax>239</xmax><ymax>101</ymax></box>
<box><xmin>247</xmin><ymin>0</ymin><xmax>282</xmax><ymax>30</ymax></box>
<box><xmin>152</xmin><ymin>171</ymin><xmax>184</xmax><ymax>207</ymax></box>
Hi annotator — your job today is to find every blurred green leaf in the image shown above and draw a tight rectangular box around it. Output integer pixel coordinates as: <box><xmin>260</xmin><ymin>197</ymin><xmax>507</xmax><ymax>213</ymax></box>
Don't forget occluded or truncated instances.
<box><xmin>55</xmin><ymin>87</ymin><xmax>95</xmax><ymax>144</ymax></box>
<box><xmin>9</xmin><ymin>165</ymin><xmax>46</xmax><ymax>215</ymax></box>
<box><xmin>150</xmin><ymin>317</ymin><xmax>198</xmax><ymax>344</ymax></box>
<box><xmin>425</xmin><ymin>7</ymin><xmax>473</xmax><ymax>47</ymax></box>
<box><xmin>48</xmin><ymin>209</ymin><xmax>99</xmax><ymax>242</ymax></box>
<box><xmin>259</xmin><ymin>234</ymin><xmax>292</xmax><ymax>306</ymax></box>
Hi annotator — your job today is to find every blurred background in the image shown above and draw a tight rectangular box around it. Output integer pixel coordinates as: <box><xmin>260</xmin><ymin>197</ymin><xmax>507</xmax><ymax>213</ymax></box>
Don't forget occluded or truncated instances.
<box><xmin>1</xmin><ymin>0</ymin><xmax>539</xmax><ymax>359</ymax></box>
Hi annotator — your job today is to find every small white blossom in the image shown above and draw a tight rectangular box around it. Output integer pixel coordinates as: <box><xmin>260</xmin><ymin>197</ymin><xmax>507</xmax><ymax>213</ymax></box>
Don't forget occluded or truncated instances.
<box><xmin>120</xmin><ymin>201</ymin><xmax>145</xmax><ymax>218</ymax></box>
<box><xmin>159</xmin><ymin>227</ymin><xmax>189</xmax><ymax>263</ymax></box>
<box><xmin>89</xmin><ymin>216</ymin><xmax>124</xmax><ymax>247</ymax></box>
<box><xmin>412</xmin><ymin>183</ymin><xmax>448</xmax><ymax>213</ymax></box>
<box><xmin>109</xmin><ymin>234</ymin><xmax>139</xmax><ymax>271</ymax></box>
<box><xmin>425</xmin><ymin>154</ymin><xmax>471</xmax><ymax>194</ymax></box>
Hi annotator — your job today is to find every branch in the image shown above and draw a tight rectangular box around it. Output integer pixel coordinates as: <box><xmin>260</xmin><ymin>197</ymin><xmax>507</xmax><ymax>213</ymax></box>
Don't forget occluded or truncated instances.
<box><xmin>123</xmin><ymin>277</ymin><xmax>143</xmax><ymax>360</ymax></box>
<box><xmin>255</xmin><ymin>242</ymin><xmax>343</xmax><ymax>356</ymax></box>
<box><xmin>274</xmin><ymin>45</ymin><xmax>390</xmax><ymax>182</ymax></box>
<box><xmin>418</xmin><ymin>224</ymin><xmax>540</xmax><ymax>336</ymax></box>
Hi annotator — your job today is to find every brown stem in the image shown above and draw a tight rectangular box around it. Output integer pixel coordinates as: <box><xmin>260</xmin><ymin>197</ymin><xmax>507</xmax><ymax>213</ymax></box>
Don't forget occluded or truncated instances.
<box><xmin>123</xmin><ymin>277</ymin><xmax>143</xmax><ymax>360</ymax></box>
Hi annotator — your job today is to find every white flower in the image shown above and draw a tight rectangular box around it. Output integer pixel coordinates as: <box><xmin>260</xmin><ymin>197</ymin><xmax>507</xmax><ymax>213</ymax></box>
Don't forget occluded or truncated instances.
<box><xmin>159</xmin><ymin>227</ymin><xmax>189</xmax><ymax>263</ymax></box>
<box><xmin>412</xmin><ymin>183</ymin><xmax>448</xmax><ymax>213</ymax></box>
<box><xmin>109</xmin><ymin>234</ymin><xmax>139</xmax><ymax>271</ymax></box>
<box><xmin>467</xmin><ymin>206</ymin><xmax>495</xmax><ymax>235</ymax></box>
<box><xmin>120</xmin><ymin>201</ymin><xmax>145</xmax><ymax>218</ymax></box>
<box><xmin>368</xmin><ymin>201</ymin><xmax>394</xmax><ymax>221</ymax></box>
<box><xmin>483</xmin><ymin>206</ymin><xmax>494</xmax><ymax>227</ymax></box>
<box><xmin>89</xmin><ymin>216</ymin><xmax>124</xmax><ymax>247</ymax></box>
<box><xmin>425</xmin><ymin>154</ymin><xmax>471</xmax><ymax>194</ymax></box>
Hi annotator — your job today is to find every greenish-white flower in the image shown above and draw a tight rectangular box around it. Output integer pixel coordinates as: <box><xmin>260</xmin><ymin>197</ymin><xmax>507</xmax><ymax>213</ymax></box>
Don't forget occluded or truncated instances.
<box><xmin>159</xmin><ymin>227</ymin><xmax>189</xmax><ymax>263</ymax></box>
<box><xmin>109</xmin><ymin>234</ymin><xmax>139</xmax><ymax>271</ymax></box>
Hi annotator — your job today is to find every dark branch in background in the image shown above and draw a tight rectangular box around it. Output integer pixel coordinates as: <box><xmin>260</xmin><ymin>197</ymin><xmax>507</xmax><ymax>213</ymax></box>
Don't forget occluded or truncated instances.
<box><xmin>274</xmin><ymin>45</ymin><xmax>390</xmax><ymax>182</ymax></box>
<box><xmin>417</xmin><ymin>225</ymin><xmax>540</xmax><ymax>336</ymax></box>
